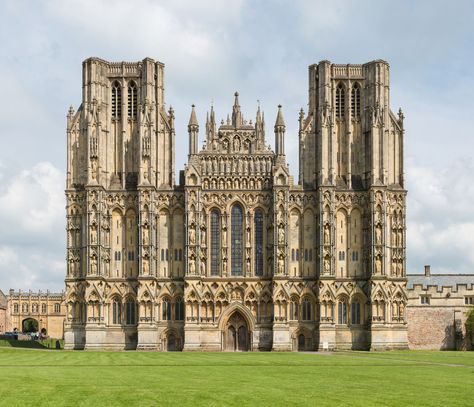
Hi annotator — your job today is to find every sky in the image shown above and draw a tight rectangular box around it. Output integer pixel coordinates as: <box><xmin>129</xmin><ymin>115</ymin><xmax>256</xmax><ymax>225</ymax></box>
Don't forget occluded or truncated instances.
<box><xmin>0</xmin><ymin>0</ymin><xmax>473</xmax><ymax>292</ymax></box>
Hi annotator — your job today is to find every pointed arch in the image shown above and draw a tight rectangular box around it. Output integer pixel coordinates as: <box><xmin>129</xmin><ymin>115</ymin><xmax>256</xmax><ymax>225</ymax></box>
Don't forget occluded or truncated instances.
<box><xmin>111</xmin><ymin>80</ymin><xmax>122</xmax><ymax>119</ymax></box>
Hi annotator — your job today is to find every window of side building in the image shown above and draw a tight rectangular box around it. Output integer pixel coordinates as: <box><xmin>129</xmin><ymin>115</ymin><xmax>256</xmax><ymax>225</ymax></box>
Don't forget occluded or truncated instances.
<box><xmin>465</xmin><ymin>296</ymin><xmax>474</xmax><ymax>305</ymax></box>
<box><xmin>420</xmin><ymin>295</ymin><xmax>430</xmax><ymax>305</ymax></box>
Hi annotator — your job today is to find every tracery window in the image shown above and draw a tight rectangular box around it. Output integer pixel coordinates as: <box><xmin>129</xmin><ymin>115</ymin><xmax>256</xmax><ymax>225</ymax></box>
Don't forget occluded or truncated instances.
<box><xmin>112</xmin><ymin>300</ymin><xmax>122</xmax><ymax>324</ymax></box>
<box><xmin>41</xmin><ymin>303</ymin><xmax>47</xmax><ymax>314</ymax></box>
<box><xmin>301</xmin><ymin>299</ymin><xmax>311</xmax><ymax>321</ymax></box>
<box><xmin>22</xmin><ymin>303</ymin><xmax>28</xmax><ymax>313</ymax></box>
<box><xmin>32</xmin><ymin>303</ymin><xmax>38</xmax><ymax>313</ymax></box>
<box><xmin>127</xmin><ymin>81</ymin><xmax>137</xmax><ymax>119</ymax></box>
<box><xmin>351</xmin><ymin>83</ymin><xmax>361</xmax><ymax>119</ymax></box>
<box><xmin>111</xmin><ymin>81</ymin><xmax>121</xmax><ymax>119</ymax></box>
<box><xmin>162</xmin><ymin>299</ymin><xmax>171</xmax><ymax>321</ymax></box>
<box><xmin>125</xmin><ymin>300</ymin><xmax>137</xmax><ymax>325</ymax></box>
<box><xmin>338</xmin><ymin>299</ymin><xmax>348</xmax><ymax>324</ymax></box>
<box><xmin>351</xmin><ymin>301</ymin><xmax>361</xmax><ymax>324</ymax></box>
<box><xmin>175</xmin><ymin>298</ymin><xmax>184</xmax><ymax>321</ymax></box>
<box><xmin>231</xmin><ymin>204</ymin><xmax>243</xmax><ymax>276</ymax></box>
<box><xmin>210</xmin><ymin>210</ymin><xmax>220</xmax><ymax>276</ymax></box>
<box><xmin>254</xmin><ymin>209</ymin><xmax>264</xmax><ymax>276</ymax></box>
<box><xmin>336</xmin><ymin>83</ymin><xmax>345</xmax><ymax>119</ymax></box>
<box><xmin>54</xmin><ymin>303</ymin><xmax>60</xmax><ymax>313</ymax></box>
<box><xmin>290</xmin><ymin>300</ymin><xmax>299</xmax><ymax>320</ymax></box>
<box><xmin>13</xmin><ymin>303</ymin><xmax>19</xmax><ymax>313</ymax></box>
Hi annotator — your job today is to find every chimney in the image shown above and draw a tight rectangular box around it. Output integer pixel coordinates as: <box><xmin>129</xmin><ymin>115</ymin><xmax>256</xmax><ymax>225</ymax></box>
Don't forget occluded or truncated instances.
<box><xmin>424</xmin><ymin>265</ymin><xmax>431</xmax><ymax>277</ymax></box>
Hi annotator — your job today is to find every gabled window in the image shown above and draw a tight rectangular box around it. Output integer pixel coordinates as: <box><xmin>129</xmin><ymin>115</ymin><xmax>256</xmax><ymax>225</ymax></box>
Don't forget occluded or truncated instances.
<box><xmin>125</xmin><ymin>300</ymin><xmax>137</xmax><ymax>325</ymax></box>
<box><xmin>112</xmin><ymin>301</ymin><xmax>122</xmax><ymax>324</ymax></box>
<box><xmin>175</xmin><ymin>299</ymin><xmax>184</xmax><ymax>321</ymax></box>
<box><xmin>301</xmin><ymin>299</ymin><xmax>311</xmax><ymax>321</ymax></box>
<box><xmin>338</xmin><ymin>300</ymin><xmax>348</xmax><ymax>324</ymax></box>
<box><xmin>351</xmin><ymin>301</ymin><xmax>361</xmax><ymax>324</ymax></box>
<box><xmin>162</xmin><ymin>299</ymin><xmax>171</xmax><ymax>321</ymax></box>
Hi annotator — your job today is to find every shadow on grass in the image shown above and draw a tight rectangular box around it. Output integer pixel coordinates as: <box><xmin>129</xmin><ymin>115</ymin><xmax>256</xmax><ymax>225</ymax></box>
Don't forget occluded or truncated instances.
<box><xmin>0</xmin><ymin>339</ymin><xmax>62</xmax><ymax>350</ymax></box>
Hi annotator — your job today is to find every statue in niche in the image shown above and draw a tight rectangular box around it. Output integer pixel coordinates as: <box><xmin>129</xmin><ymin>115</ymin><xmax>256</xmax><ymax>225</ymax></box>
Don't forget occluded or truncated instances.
<box><xmin>375</xmin><ymin>226</ymin><xmax>382</xmax><ymax>244</ymax></box>
<box><xmin>375</xmin><ymin>256</ymin><xmax>382</xmax><ymax>274</ymax></box>
<box><xmin>91</xmin><ymin>159</ymin><xmax>98</xmax><ymax>180</ymax></box>
<box><xmin>246</xmin><ymin>226</ymin><xmax>251</xmax><ymax>243</ymax></box>
<box><xmin>324</xmin><ymin>257</ymin><xmax>330</xmax><ymax>275</ymax></box>
<box><xmin>200</xmin><ymin>260</ymin><xmax>206</xmax><ymax>275</ymax></box>
<box><xmin>278</xmin><ymin>257</ymin><xmax>285</xmax><ymax>275</ymax></box>
<box><xmin>223</xmin><ymin>257</ymin><xmax>227</xmax><ymax>274</ymax></box>
<box><xmin>143</xmin><ymin>259</ymin><xmax>149</xmax><ymax>275</ymax></box>
<box><xmin>246</xmin><ymin>257</ymin><xmax>251</xmax><ymax>273</ymax></box>
<box><xmin>233</xmin><ymin>137</ymin><xmax>240</xmax><ymax>152</ymax></box>
<box><xmin>189</xmin><ymin>258</ymin><xmax>195</xmax><ymax>275</ymax></box>
<box><xmin>223</xmin><ymin>139</ymin><xmax>229</xmax><ymax>151</ymax></box>
<box><xmin>244</xmin><ymin>139</ymin><xmax>250</xmax><ymax>152</ymax></box>
<box><xmin>90</xmin><ymin>225</ymin><xmax>97</xmax><ymax>244</ymax></box>
<box><xmin>223</xmin><ymin>226</ymin><xmax>227</xmax><ymax>246</ymax></box>
<box><xmin>324</xmin><ymin>224</ymin><xmax>330</xmax><ymax>244</ymax></box>
<box><xmin>278</xmin><ymin>226</ymin><xmax>285</xmax><ymax>245</ymax></box>
<box><xmin>90</xmin><ymin>256</ymin><xmax>98</xmax><ymax>275</ymax></box>
<box><xmin>189</xmin><ymin>226</ymin><xmax>196</xmax><ymax>244</ymax></box>
<box><xmin>142</xmin><ymin>226</ymin><xmax>149</xmax><ymax>245</ymax></box>
<box><xmin>200</xmin><ymin>227</ymin><xmax>206</xmax><ymax>245</ymax></box>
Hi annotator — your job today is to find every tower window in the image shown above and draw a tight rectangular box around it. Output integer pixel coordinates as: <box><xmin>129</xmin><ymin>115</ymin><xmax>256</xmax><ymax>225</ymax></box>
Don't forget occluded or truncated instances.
<box><xmin>351</xmin><ymin>83</ymin><xmax>361</xmax><ymax>119</ymax></box>
<box><xmin>336</xmin><ymin>84</ymin><xmax>345</xmax><ymax>119</ymax></box>
<box><xmin>112</xmin><ymin>81</ymin><xmax>121</xmax><ymax>119</ymax></box>
<box><xmin>127</xmin><ymin>81</ymin><xmax>137</xmax><ymax>119</ymax></box>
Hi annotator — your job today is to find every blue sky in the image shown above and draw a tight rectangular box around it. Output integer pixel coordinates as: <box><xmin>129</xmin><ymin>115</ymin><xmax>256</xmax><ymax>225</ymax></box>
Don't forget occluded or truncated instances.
<box><xmin>0</xmin><ymin>0</ymin><xmax>473</xmax><ymax>291</ymax></box>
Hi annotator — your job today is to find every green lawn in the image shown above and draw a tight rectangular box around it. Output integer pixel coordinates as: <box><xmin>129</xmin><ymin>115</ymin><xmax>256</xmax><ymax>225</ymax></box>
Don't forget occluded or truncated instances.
<box><xmin>0</xmin><ymin>349</ymin><xmax>472</xmax><ymax>407</ymax></box>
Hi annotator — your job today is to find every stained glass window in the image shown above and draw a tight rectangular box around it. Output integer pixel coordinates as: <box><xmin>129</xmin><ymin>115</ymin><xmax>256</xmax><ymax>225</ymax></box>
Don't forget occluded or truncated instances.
<box><xmin>231</xmin><ymin>204</ymin><xmax>243</xmax><ymax>276</ymax></box>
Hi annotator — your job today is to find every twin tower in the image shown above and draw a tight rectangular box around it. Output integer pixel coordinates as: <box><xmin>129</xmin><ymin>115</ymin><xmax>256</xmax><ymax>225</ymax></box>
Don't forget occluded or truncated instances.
<box><xmin>65</xmin><ymin>58</ymin><xmax>407</xmax><ymax>351</ymax></box>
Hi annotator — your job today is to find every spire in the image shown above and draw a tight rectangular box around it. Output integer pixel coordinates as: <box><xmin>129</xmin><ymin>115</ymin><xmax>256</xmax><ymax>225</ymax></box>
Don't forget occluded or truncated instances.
<box><xmin>188</xmin><ymin>104</ymin><xmax>198</xmax><ymax>127</ymax></box>
<box><xmin>188</xmin><ymin>104</ymin><xmax>198</xmax><ymax>155</ymax></box>
<box><xmin>274</xmin><ymin>104</ymin><xmax>286</xmax><ymax>129</ymax></box>
<box><xmin>206</xmin><ymin>104</ymin><xmax>216</xmax><ymax>147</ymax></box>
<box><xmin>274</xmin><ymin>105</ymin><xmax>285</xmax><ymax>156</ymax></box>
<box><xmin>231</xmin><ymin>91</ymin><xmax>242</xmax><ymax>127</ymax></box>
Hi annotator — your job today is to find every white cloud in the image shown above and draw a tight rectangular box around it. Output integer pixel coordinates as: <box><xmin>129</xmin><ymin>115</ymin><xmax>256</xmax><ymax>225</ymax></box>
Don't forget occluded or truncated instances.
<box><xmin>0</xmin><ymin>162</ymin><xmax>65</xmax><ymax>292</ymax></box>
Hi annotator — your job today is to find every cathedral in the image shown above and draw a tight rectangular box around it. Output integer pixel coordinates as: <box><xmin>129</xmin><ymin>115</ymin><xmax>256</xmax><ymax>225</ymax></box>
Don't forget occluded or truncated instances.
<box><xmin>64</xmin><ymin>58</ymin><xmax>407</xmax><ymax>351</ymax></box>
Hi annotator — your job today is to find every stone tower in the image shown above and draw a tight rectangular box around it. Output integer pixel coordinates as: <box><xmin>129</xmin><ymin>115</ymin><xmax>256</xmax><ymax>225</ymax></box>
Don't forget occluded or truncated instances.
<box><xmin>65</xmin><ymin>58</ymin><xmax>178</xmax><ymax>349</ymax></box>
<box><xmin>299</xmin><ymin>60</ymin><xmax>407</xmax><ymax>349</ymax></box>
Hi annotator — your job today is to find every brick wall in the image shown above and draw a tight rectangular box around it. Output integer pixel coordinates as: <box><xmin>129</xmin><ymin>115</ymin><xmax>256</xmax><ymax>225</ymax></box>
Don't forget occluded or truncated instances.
<box><xmin>407</xmin><ymin>306</ymin><xmax>471</xmax><ymax>350</ymax></box>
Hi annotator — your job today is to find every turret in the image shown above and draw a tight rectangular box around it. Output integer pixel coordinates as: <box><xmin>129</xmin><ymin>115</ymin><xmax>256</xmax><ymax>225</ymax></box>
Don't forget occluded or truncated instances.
<box><xmin>188</xmin><ymin>104</ymin><xmax>198</xmax><ymax>155</ymax></box>
<box><xmin>231</xmin><ymin>92</ymin><xmax>242</xmax><ymax>127</ymax></box>
<box><xmin>274</xmin><ymin>105</ymin><xmax>285</xmax><ymax>156</ymax></box>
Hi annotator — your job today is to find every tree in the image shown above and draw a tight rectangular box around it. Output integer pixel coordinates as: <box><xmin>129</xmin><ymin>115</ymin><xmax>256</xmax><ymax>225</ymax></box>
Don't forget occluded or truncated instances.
<box><xmin>465</xmin><ymin>309</ymin><xmax>474</xmax><ymax>350</ymax></box>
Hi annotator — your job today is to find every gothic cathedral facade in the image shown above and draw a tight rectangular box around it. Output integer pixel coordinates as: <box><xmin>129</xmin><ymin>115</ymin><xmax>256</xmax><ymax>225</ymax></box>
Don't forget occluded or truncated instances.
<box><xmin>65</xmin><ymin>58</ymin><xmax>407</xmax><ymax>351</ymax></box>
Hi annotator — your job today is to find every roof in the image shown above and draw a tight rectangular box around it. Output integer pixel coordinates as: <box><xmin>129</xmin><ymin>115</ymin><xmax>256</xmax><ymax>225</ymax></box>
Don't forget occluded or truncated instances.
<box><xmin>407</xmin><ymin>274</ymin><xmax>474</xmax><ymax>290</ymax></box>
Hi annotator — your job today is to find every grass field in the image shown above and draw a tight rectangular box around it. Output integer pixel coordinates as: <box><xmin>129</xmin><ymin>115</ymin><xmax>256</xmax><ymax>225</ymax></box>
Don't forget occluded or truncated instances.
<box><xmin>0</xmin><ymin>349</ymin><xmax>472</xmax><ymax>407</ymax></box>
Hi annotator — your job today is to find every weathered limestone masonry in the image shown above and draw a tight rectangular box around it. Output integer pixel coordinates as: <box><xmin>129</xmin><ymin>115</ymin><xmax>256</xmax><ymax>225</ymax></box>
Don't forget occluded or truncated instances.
<box><xmin>407</xmin><ymin>266</ymin><xmax>474</xmax><ymax>350</ymax></box>
<box><xmin>5</xmin><ymin>290</ymin><xmax>66</xmax><ymax>338</ymax></box>
<box><xmin>64</xmin><ymin>58</ymin><xmax>408</xmax><ymax>351</ymax></box>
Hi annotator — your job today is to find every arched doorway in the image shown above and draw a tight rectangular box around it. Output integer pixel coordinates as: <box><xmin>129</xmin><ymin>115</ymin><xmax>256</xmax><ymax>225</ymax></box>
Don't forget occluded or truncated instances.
<box><xmin>298</xmin><ymin>333</ymin><xmax>305</xmax><ymax>351</ymax></box>
<box><xmin>167</xmin><ymin>333</ymin><xmax>176</xmax><ymax>351</ymax></box>
<box><xmin>225</xmin><ymin>311</ymin><xmax>249</xmax><ymax>351</ymax></box>
<box><xmin>22</xmin><ymin>318</ymin><xmax>38</xmax><ymax>333</ymax></box>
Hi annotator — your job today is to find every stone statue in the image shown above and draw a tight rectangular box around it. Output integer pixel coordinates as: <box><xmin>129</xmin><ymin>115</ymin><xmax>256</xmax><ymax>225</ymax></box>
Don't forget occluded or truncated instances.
<box><xmin>278</xmin><ymin>226</ymin><xmax>285</xmax><ymax>244</ymax></box>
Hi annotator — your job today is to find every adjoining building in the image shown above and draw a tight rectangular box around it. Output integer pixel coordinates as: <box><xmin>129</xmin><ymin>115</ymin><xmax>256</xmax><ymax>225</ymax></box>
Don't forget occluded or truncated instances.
<box><xmin>5</xmin><ymin>290</ymin><xmax>66</xmax><ymax>339</ymax></box>
<box><xmin>406</xmin><ymin>266</ymin><xmax>474</xmax><ymax>350</ymax></box>
<box><xmin>64</xmin><ymin>57</ymin><xmax>408</xmax><ymax>351</ymax></box>
<box><xmin>0</xmin><ymin>290</ymin><xmax>6</xmax><ymax>333</ymax></box>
